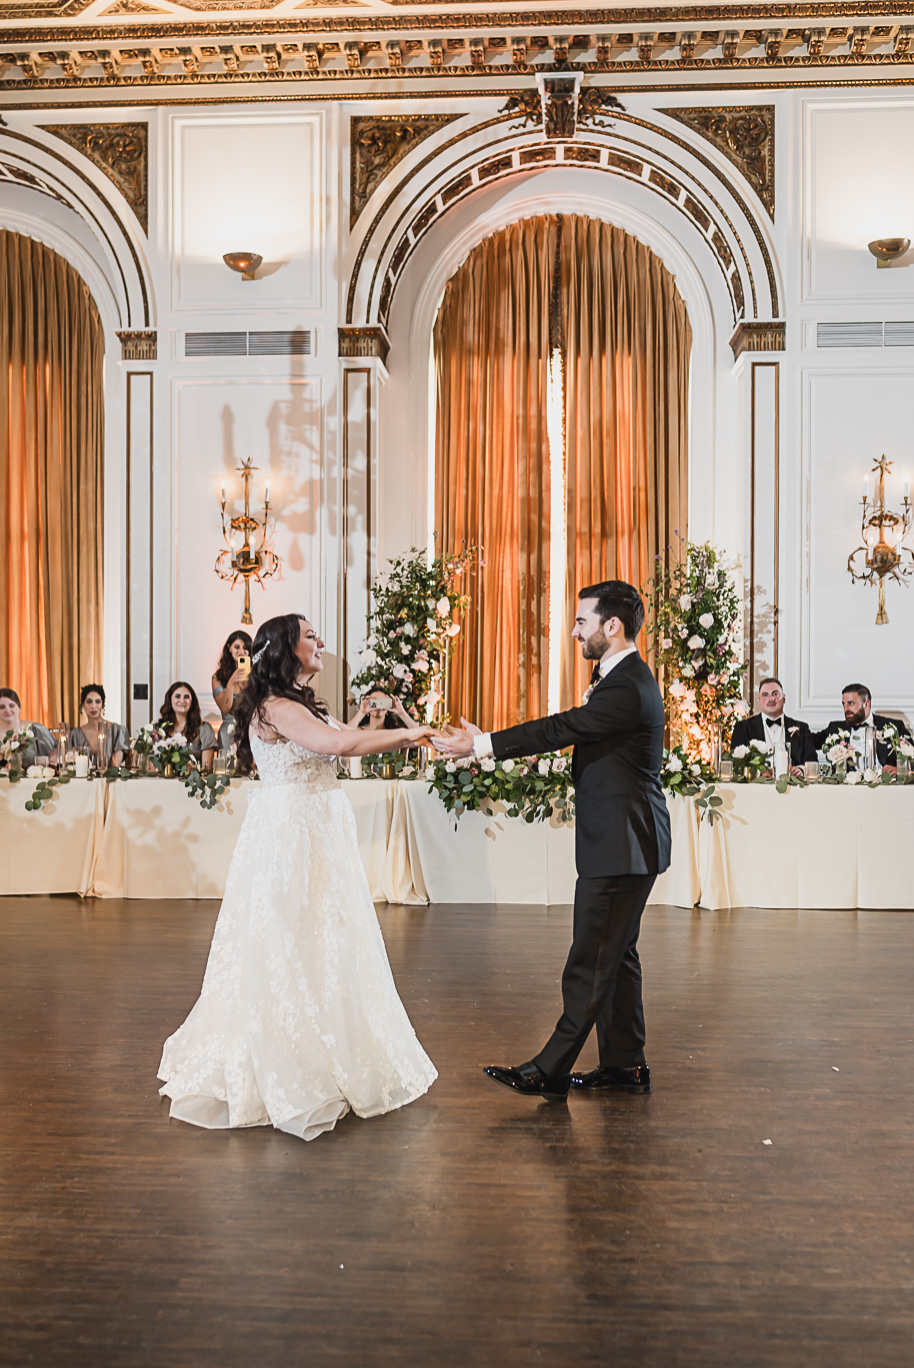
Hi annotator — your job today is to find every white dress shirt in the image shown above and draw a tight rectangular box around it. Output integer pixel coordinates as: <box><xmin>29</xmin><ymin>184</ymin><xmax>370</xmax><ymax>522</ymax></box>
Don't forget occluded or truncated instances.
<box><xmin>849</xmin><ymin>716</ymin><xmax>879</xmax><ymax>773</ymax></box>
<box><xmin>472</xmin><ymin>645</ymin><xmax>639</xmax><ymax>759</ymax></box>
<box><xmin>762</xmin><ymin>713</ymin><xmax>787</xmax><ymax>751</ymax></box>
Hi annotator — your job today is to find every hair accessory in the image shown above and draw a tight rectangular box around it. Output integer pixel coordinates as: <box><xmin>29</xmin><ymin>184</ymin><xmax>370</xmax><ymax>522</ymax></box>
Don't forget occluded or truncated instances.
<box><xmin>252</xmin><ymin>644</ymin><xmax>267</xmax><ymax>665</ymax></box>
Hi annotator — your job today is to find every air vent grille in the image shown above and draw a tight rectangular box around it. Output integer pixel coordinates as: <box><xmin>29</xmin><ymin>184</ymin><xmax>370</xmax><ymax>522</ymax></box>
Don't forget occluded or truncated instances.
<box><xmin>816</xmin><ymin>322</ymin><xmax>885</xmax><ymax>348</ymax></box>
<box><xmin>884</xmin><ymin>321</ymin><xmax>914</xmax><ymax>347</ymax></box>
<box><xmin>184</xmin><ymin>330</ymin><xmax>313</xmax><ymax>358</ymax></box>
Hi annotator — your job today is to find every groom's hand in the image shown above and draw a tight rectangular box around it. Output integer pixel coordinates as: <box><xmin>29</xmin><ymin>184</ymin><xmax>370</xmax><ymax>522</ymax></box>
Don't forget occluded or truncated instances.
<box><xmin>433</xmin><ymin>724</ymin><xmax>476</xmax><ymax>758</ymax></box>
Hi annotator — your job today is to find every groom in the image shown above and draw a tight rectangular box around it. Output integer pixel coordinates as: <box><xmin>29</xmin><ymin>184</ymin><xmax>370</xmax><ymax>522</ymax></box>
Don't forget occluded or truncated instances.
<box><xmin>436</xmin><ymin>579</ymin><xmax>671</xmax><ymax>1100</ymax></box>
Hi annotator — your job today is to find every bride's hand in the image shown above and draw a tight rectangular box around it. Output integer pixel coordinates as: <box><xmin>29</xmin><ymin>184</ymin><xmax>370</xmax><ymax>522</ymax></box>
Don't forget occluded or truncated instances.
<box><xmin>401</xmin><ymin>725</ymin><xmax>436</xmax><ymax>746</ymax></box>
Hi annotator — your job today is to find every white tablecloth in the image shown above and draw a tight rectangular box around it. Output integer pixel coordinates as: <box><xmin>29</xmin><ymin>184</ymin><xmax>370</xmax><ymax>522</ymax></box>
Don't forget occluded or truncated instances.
<box><xmin>2</xmin><ymin>774</ymin><xmax>912</xmax><ymax>910</ymax></box>
<box><xmin>0</xmin><ymin>776</ymin><xmax>105</xmax><ymax>896</ymax></box>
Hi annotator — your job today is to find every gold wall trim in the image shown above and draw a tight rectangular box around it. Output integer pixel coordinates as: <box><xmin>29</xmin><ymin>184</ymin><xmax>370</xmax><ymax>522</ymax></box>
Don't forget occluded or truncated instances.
<box><xmin>117</xmin><ymin>328</ymin><xmax>157</xmax><ymax>360</ymax></box>
<box><xmin>350</xmin><ymin>113</ymin><xmax>458</xmax><ymax>228</ymax></box>
<box><xmin>664</xmin><ymin>104</ymin><xmax>774</xmax><ymax>219</ymax></box>
<box><xmin>125</xmin><ymin>369</ymin><xmax>154</xmax><ymax>730</ymax></box>
<box><xmin>40</xmin><ymin>119</ymin><xmax>148</xmax><ymax>233</ymax></box>
<box><xmin>730</xmin><ymin>319</ymin><xmax>786</xmax><ymax>357</ymax></box>
<box><xmin>748</xmin><ymin>360</ymin><xmax>780</xmax><ymax>693</ymax></box>
<box><xmin>338</xmin><ymin>325</ymin><xmax>390</xmax><ymax>363</ymax></box>
<box><xmin>341</xmin><ymin>365</ymin><xmax>372</xmax><ymax>714</ymax></box>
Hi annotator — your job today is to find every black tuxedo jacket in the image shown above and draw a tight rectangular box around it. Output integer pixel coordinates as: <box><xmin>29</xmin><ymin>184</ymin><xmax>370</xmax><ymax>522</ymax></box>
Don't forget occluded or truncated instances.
<box><xmin>730</xmin><ymin>713</ymin><xmax>816</xmax><ymax>765</ymax></box>
<box><xmin>813</xmin><ymin>714</ymin><xmax>911</xmax><ymax>768</ymax></box>
<box><xmin>489</xmin><ymin>652</ymin><xmax>671</xmax><ymax>880</ymax></box>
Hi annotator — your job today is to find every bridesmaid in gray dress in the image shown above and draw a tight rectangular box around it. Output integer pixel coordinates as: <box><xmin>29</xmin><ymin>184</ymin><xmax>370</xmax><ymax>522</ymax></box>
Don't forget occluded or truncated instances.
<box><xmin>157</xmin><ymin>681</ymin><xmax>217</xmax><ymax>766</ymax></box>
<box><xmin>68</xmin><ymin>684</ymin><xmax>129</xmax><ymax>768</ymax></box>
<box><xmin>0</xmin><ymin>687</ymin><xmax>56</xmax><ymax>768</ymax></box>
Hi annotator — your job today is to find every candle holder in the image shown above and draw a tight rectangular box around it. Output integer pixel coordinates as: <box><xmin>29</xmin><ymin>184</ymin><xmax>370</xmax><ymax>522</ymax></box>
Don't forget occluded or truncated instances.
<box><xmin>215</xmin><ymin>458</ymin><xmax>282</xmax><ymax>625</ymax></box>
<box><xmin>848</xmin><ymin>456</ymin><xmax>913</xmax><ymax>624</ymax></box>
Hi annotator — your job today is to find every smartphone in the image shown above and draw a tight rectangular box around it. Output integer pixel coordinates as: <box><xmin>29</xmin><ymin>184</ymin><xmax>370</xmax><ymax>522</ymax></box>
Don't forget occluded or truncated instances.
<box><xmin>368</xmin><ymin>698</ymin><xmax>391</xmax><ymax>711</ymax></box>
<box><xmin>237</xmin><ymin>655</ymin><xmax>251</xmax><ymax>678</ymax></box>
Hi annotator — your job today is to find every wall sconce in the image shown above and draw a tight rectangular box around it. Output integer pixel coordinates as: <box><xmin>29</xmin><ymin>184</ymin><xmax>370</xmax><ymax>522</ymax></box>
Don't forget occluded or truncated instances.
<box><xmin>223</xmin><ymin>251</ymin><xmax>263</xmax><ymax>281</ymax></box>
<box><xmin>867</xmin><ymin>238</ymin><xmax>910</xmax><ymax>269</ymax></box>
<box><xmin>847</xmin><ymin>455</ymin><xmax>913</xmax><ymax>624</ymax></box>
<box><xmin>215</xmin><ymin>459</ymin><xmax>282</xmax><ymax>624</ymax></box>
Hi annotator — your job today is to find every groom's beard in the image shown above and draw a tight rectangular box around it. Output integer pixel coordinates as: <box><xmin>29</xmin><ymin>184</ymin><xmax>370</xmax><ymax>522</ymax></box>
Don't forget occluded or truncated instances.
<box><xmin>580</xmin><ymin>629</ymin><xmax>607</xmax><ymax>660</ymax></box>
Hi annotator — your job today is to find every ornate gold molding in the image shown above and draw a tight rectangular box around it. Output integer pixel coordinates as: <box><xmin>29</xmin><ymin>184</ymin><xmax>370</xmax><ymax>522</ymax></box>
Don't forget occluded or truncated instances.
<box><xmin>665</xmin><ymin>104</ymin><xmax>774</xmax><ymax>218</ymax></box>
<box><xmin>117</xmin><ymin>329</ymin><xmax>157</xmax><ymax>360</ymax></box>
<box><xmin>40</xmin><ymin>120</ymin><xmax>148</xmax><ymax>233</ymax></box>
<box><xmin>338</xmin><ymin>325</ymin><xmax>389</xmax><ymax>364</ymax></box>
<box><xmin>350</xmin><ymin>113</ymin><xmax>458</xmax><ymax>228</ymax></box>
<box><xmin>730</xmin><ymin>320</ymin><xmax>785</xmax><ymax>358</ymax></box>
<box><xmin>101</xmin><ymin>2</ymin><xmax>164</xmax><ymax>15</ymax></box>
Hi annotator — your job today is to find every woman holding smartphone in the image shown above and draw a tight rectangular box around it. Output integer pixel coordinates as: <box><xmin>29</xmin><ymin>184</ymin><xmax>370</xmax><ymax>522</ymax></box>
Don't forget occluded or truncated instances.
<box><xmin>351</xmin><ymin>687</ymin><xmax>417</xmax><ymax>732</ymax></box>
<box><xmin>212</xmin><ymin>630</ymin><xmax>253</xmax><ymax>749</ymax></box>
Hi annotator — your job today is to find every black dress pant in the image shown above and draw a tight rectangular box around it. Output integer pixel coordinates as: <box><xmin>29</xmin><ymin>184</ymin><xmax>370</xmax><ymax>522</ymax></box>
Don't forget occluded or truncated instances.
<box><xmin>533</xmin><ymin>872</ymin><xmax>656</xmax><ymax>1079</ymax></box>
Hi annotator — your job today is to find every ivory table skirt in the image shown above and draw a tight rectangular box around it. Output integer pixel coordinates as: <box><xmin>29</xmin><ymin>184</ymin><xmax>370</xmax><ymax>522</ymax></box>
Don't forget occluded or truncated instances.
<box><xmin>1</xmin><ymin>775</ymin><xmax>912</xmax><ymax>910</ymax></box>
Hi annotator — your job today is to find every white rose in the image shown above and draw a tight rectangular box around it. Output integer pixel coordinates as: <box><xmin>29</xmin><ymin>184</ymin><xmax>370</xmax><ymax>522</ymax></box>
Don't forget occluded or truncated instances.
<box><xmin>733</xmin><ymin>700</ymin><xmax>750</xmax><ymax>718</ymax></box>
<box><xmin>481</xmin><ymin>757</ymin><xmax>496</xmax><ymax>772</ymax></box>
<box><xmin>666</xmin><ymin>754</ymin><xmax>683</xmax><ymax>772</ymax></box>
<box><xmin>401</xmin><ymin>643</ymin><xmax>411</xmax><ymax>656</ymax></box>
<box><xmin>444</xmin><ymin>760</ymin><xmax>457</xmax><ymax>774</ymax></box>
<box><xmin>426</xmin><ymin>618</ymin><xmax>436</xmax><ymax>631</ymax></box>
<box><xmin>359</xmin><ymin>648</ymin><xmax>377</xmax><ymax>666</ymax></box>
<box><xmin>698</xmin><ymin>613</ymin><xmax>714</xmax><ymax>629</ymax></box>
<box><xmin>392</xmin><ymin>663</ymin><xmax>407</xmax><ymax>679</ymax></box>
<box><xmin>415</xmin><ymin>659</ymin><xmax>429</xmax><ymax>673</ymax></box>
<box><xmin>436</xmin><ymin>597</ymin><xmax>450</xmax><ymax>616</ymax></box>
<box><xmin>501</xmin><ymin>759</ymin><xmax>515</xmax><ymax>773</ymax></box>
<box><xmin>26</xmin><ymin>764</ymin><xmax>42</xmax><ymax>778</ymax></box>
<box><xmin>423</xmin><ymin>767</ymin><xmax>436</xmax><ymax>781</ymax></box>
<box><xmin>681</xmin><ymin>664</ymin><xmax>694</xmax><ymax>678</ymax></box>
<box><xmin>403</xmin><ymin>623</ymin><xmax>415</xmax><ymax>636</ymax></box>
<box><xmin>901</xmin><ymin>738</ymin><xmax>914</xmax><ymax>759</ymax></box>
<box><xmin>537</xmin><ymin>758</ymin><xmax>550</xmax><ymax>776</ymax></box>
<box><xmin>400</xmin><ymin>765</ymin><xmax>415</xmax><ymax>776</ymax></box>
<box><xmin>679</xmin><ymin>594</ymin><xmax>693</xmax><ymax>611</ymax></box>
<box><xmin>668</xmin><ymin>681</ymin><xmax>687</xmax><ymax>698</ymax></box>
<box><xmin>446</xmin><ymin>623</ymin><xmax>461</xmax><ymax>637</ymax></box>
<box><xmin>687</xmin><ymin>635</ymin><xmax>705</xmax><ymax>650</ymax></box>
<box><xmin>732</xmin><ymin>745</ymin><xmax>749</xmax><ymax>759</ymax></box>
<box><xmin>845</xmin><ymin>770</ymin><xmax>862</xmax><ymax>785</ymax></box>
<box><xmin>690</xmin><ymin>764</ymin><xmax>702</xmax><ymax>775</ymax></box>
<box><xmin>552</xmin><ymin>757</ymin><xmax>567</xmax><ymax>773</ymax></box>
<box><xmin>863</xmin><ymin>768</ymin><xmax>878</xmax><ymax>783</ymax></box>
<box><xmin>750</xmin><ymin>739</ymin><xmax>771</xmax><ymax>754</ymax></box>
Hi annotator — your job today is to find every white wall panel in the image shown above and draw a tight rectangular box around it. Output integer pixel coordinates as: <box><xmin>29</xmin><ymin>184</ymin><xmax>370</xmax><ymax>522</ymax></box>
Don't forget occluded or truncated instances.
<box><xmin>801</xmin><ymin>367</ymin><xmax>914</xmax><ymax>722</ymax></box>
<box><xmin>172</xmin><ymin>112</ymin><xmax>323</xmax><ymax>313</ymax></box>
<box><xmin>173</xmin><ymin>376</ymin><xmax>324</xmax><ymax>707</ymax></box>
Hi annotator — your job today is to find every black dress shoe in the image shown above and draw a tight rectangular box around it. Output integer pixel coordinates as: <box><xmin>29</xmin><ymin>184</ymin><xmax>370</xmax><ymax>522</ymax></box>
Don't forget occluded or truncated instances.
<box><xmin>483</xmin><ymin>1061</ymin><xmax>570</xmax><ymax>1100</ymax></box>
<box><xmin>569</xmin><ymin>1063</ymin><xmax>651</xmax><ymax>1094</ymax></box>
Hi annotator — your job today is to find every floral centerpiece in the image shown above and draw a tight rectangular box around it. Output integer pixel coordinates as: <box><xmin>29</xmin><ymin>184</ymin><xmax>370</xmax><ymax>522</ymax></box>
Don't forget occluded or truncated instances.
<box><xmin>661</xmin><ymin>743</ymin><xmax>722</xmax><ymax>822</ymax></box>
<box><xmin>151</xmin><ymin>733</ymin><xmax>194</xmax><ymax>776</ymax></box>
<box><xmin>877</xmin><ymin>723</ymin><xmax>914</xmax><ymax>770</ymax></box>
<box><xmin>351</xmin><ymin>543</ymin><xmax>479</xmax><ymax>721</ymax></box>
<box><xmin>131</xmin><ymin>723</ymin><xmax>163</xmax><ymax>757</ymax></box>
<box><xmin>1</xmin><ymin>725</ymin><xmax>34</xmax><ymax>775</ymax></box>
<box><xmin>730</xmin><ymin>737</ymin><xmax>774</xmax><ymax>780</ymax></box>
<box><xmin>426</xmin><ymin>751</ymin><xmax>573</xmax><ymax>826</ymax></box>
<box><xmin>646</xmin><ymin>539</ymin><xmax>746</xmax><ymax>764</ymax></box>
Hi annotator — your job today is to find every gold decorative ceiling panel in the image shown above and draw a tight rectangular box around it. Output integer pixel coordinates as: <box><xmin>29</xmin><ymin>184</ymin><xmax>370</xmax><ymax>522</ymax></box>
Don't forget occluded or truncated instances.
<box><xmin>40</xmin><ymin>119</ymin><xmax>149</xmax><ymax>230</ymax></box>
<box><xmin>665</xmin><ymin>104</ymin><xmax>774</xmax><ymax>217</ymax></box>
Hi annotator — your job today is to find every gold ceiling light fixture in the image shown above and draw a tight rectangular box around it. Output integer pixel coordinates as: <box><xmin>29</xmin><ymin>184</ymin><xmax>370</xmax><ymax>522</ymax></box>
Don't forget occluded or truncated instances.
<box><xmin>223</xmin><ymin>250</ymin><xmax>263</xmax><ymax>281</ymax></box>
<box><xmin>867</xmin><ymin>238</ymin><xmax>910</xmax><ymax>269</ymax></box>
<box><xmin>848</xmin><ymin>455</ymin><xmax>913</xmax><ymax>625</ymax></box>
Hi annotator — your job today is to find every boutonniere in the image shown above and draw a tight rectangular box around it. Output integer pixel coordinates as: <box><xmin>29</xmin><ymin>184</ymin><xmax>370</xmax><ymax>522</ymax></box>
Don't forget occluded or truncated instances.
<box><xmin>582</xmin><ymin>686</ymin><xmax>594</xmax><ymax>704</ymax></box>
<box><xmin>789</xmin><ymin>726</ymin><xmax>798</xmax><ymax>736</ymax></box>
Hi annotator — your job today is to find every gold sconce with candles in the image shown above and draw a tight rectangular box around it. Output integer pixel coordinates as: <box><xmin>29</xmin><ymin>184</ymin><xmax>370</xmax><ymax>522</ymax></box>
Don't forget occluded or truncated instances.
<box><xmin>215</xmin><ymin>458</ymin><xmax>282</xmax><ymax>625</ymax></box>
<box><xmin>847</xmin><ymin>455</ymin><xmax>913</xmax><ymax>624</ymax></box>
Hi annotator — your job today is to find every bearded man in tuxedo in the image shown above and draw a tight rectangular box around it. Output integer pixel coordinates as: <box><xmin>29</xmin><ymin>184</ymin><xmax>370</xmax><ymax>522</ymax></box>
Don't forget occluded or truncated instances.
<box><xmin>729</xmin><ymin>677</ymin><xmax>816</xmax><ymax>778</ymax></box>
<box><xmin>435</xmin><ymin>580</ymin><xmax>671</xmax><ymax>1101</ymax></box>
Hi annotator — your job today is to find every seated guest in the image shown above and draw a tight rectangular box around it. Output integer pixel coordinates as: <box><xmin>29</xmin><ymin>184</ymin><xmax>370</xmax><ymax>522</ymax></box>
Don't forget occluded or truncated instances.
<box><xmin>68</xmin><ymin>684</ymin><xmax>129</xmax><ymax>768</ymax></box>
<box><xmin>349</xmin><ymin>687</ymin><xmax>416</xmax><ymax>732</ymax></box>
<box><xmin>211</xmin><ymin>630</ymin><xmax>253</xmax><ymax>748</ymax></box>
<box><xmin>157</xmin><ymin>681</ymin><xmax>217</xmax><ymax>768</ymax></box>
<box><xmin>730</xmin><ymin>677</ymin><xmax>816</xmax><ymax>778</ymax></box>
<box><xmin>0</xmin><ymin>687</ymin><xmax>56</xmax><ymax>768</ymax></box>
<box><xmin>814</xmin><ymin>683</ymin><xmax>911</xmax><ymax>776</ymax></box>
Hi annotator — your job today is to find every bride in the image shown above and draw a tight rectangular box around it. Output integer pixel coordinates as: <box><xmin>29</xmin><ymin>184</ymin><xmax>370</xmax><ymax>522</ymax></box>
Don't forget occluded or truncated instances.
<box><xmin>158</xmin><ymin>612</ymin><xmax>438</xmax><ymax>1142</ymax></box>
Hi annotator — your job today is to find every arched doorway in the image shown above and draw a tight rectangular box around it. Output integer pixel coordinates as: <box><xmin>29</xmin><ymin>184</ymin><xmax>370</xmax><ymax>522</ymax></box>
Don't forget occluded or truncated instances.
<box><xmin>432</xmin><ymin>214</ymin><xmax>691</xmax><ymax>729</ymax></box>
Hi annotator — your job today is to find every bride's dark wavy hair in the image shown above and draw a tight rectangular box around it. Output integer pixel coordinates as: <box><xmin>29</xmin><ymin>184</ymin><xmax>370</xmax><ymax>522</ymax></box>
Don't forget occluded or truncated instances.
<box><xmin>232</xmin><ymin>612</ymin><xmax>328</xmax><ymax>774</ymax></box>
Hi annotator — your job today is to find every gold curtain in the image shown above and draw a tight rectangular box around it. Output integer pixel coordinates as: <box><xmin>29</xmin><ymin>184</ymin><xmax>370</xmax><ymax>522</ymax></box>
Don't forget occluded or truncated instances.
<box><xmin>561</xmin><ymin>218</ymin><xmax>690</xmax><ymax>707</ymax></box>
<box><xmin>434</xmin><ymin>217</ymin><xmax>555</xmax><ymax>728</ymax></box>
<box><xmin>0</xmin><ymin>231</ymin><xmax>105</xmax><ymax>724</ymax></box>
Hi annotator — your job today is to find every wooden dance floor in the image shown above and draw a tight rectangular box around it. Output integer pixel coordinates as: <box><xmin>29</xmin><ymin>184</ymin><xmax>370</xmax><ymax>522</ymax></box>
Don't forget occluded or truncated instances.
<box><xmin>1</xmin><ymin>898</ymin><xmax>913</xmax><ymax>1367</ymax></box>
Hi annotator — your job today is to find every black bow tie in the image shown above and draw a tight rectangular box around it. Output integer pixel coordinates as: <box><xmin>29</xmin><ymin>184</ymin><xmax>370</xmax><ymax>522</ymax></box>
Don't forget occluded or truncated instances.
<box><xmin>590</xmin><ymin>664</ymin><xmax>602</xmax><ymax>686</ymax></box>
<box><xmin>766</xmin><ymin>717</ymin><xmax>783</xmax><ymax>728</ymax></box>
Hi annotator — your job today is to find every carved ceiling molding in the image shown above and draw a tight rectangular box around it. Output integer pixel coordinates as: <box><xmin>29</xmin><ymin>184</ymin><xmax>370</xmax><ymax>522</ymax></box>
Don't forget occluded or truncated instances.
<box><xmin>350</xmin><ymin>113</ymin><xmax>458</xmax><ymax>227</ymax></box>
<box><xmin>101</xmin><ymin>2</ymin><xmax>165</xmax><ymax>15</ymax></box>
<box><xmin>0</xmin><ymin>157</ymin><xmax>69</xmax><ymax>205</ymax></box>
<box><xmin>117</xmin><ymin>329</ymin><xmax>157</xmax><ymax>360</ymax></box>
<box><xmin>729</xmin><ymin>319</ymin><xmax>785</xmax><ymax>357</ymax></box>
<box><xmin>665</xmin><ymin>104</ymin><xmax>774</xmax><ymax>218</ymax></box>
<box><xmin>338</xmin><ymin>325</ymin><xmax>389</xmax><ymax>363</ymax></box>
<box><xmin>40</xmin><ymin>120</ymin><xmax>148</xmax><ymax>232</ymax></box>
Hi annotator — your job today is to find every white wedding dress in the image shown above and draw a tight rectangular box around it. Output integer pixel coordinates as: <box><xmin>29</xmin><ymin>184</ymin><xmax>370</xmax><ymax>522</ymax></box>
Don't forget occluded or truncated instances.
<box><xmin>158</xmin><ymin>733</ymin><xmax>437</xmax><ymax>1141</ymax></box>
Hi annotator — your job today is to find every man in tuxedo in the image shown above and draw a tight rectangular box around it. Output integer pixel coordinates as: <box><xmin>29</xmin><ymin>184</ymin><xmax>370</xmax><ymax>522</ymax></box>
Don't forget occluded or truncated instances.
<box><xmin>729</xmin><ymin>677</ymin><xmax>816</xmax><ymax>778</ymax></box>
<box><xmin>814</xmin><ymin>683</ymin><xmax>911</xmax><ymax>775</ymax></box>
<box><xmin>435</xmin><ymin>580</ymin><xmax>671</xmax><ymax>1101</ymax></box>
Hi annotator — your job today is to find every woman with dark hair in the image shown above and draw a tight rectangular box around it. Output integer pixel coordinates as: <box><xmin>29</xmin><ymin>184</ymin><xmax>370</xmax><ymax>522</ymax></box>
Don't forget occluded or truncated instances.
<box><xmin>68</xmin><ymin>684</ymin><xmax>129</xmax><ymax>768</ymax></box>
<box><xmin>0</xmin><ymin>688</ymin><xmax>56</xmax><ymax>768</ymax></box>
<box><xmin>350</xmin><ymin>687</ymin><xmax>415</xmax><ymax>732</ymax></box>
<box><xmin>159</xmin><ymin>612</ymin><xmax>437</xmax><ymax>1142</ymax></box>
<box><xmin>211</xmin><ymin>630</ymin><xmax>253</xmax><ymax>748</ymax></box>
<box><xmin>157</xmin><ymin>681</ymin><xmax>217</xmax><ymax>767</ymax></box>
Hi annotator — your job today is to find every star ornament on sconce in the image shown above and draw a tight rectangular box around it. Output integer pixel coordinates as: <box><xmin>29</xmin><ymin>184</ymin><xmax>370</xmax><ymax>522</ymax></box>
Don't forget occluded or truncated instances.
<box><xmin>847</xmin><ymin>455</ymin><xmax>914</xmax><ymax>625</ymax></box>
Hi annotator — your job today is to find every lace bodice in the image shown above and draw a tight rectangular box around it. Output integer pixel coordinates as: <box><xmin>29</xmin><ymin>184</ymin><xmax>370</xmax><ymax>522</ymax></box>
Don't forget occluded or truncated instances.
<box><xmin>250</xmin><ymin>733</ymin><xmax>339</xmax><ymax>792</ymax></box>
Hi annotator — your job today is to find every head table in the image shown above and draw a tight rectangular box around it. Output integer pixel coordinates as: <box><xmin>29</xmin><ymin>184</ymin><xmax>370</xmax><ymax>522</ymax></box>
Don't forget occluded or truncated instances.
<box><xmin>0</xmin><ymin>776</ymin><xmax>911</xmax><ymax>910</ymax></box>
